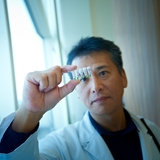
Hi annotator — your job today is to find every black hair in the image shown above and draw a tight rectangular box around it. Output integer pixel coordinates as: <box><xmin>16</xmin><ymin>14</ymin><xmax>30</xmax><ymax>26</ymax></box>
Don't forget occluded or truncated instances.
<box><xmin>67</xmin><ymin>37</ymin><xmax>123</xmax><ymax>79</ymax></box>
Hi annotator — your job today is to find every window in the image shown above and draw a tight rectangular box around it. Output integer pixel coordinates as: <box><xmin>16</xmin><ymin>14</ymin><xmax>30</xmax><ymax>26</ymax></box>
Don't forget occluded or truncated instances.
<box><xmin>7</xmin><ymin>0</ymin><xmax>45</xmax><ymax>101</ymax></box>
<box><xmin>7</xmin><ymin>0</ymin><xmax>54</xmax><ymax>139</ymax></box>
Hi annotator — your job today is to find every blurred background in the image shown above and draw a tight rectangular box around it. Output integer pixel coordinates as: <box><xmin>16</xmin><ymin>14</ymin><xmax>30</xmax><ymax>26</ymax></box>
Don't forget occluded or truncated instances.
<box><xmin>0</xmin><ymin>0</ymin><xmax>160</xmax><ymax>139</ymax></box>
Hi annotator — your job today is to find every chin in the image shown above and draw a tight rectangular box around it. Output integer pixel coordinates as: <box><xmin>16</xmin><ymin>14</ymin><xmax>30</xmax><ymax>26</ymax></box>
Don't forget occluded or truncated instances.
<box><xmin>91</xmin><ymin>105</ymin><xmax>116</xmax><ymax>116</ymax></box>
<box><xmin>91</xmin><ymin>109</ymin><xmax>111</xmax><ymax>116</ymax></box>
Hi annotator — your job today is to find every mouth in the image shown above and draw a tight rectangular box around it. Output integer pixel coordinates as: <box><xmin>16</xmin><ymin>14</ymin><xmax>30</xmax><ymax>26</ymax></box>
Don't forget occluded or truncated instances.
<box><xmin>91</xmin><ymin>96</ymin><xmax>110</xmax><ymax>105</ymax></box>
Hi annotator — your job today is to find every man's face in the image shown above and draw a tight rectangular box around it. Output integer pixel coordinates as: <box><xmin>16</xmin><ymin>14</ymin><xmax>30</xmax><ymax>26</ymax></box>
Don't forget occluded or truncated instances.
<box><xmin>72</xmin><ymin>51</ymin><xmax>127</xmax><ymax>117</ymax></box>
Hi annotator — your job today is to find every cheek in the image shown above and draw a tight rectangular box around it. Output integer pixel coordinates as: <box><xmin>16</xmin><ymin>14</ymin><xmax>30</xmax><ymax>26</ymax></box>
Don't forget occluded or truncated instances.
<box><xmin>107</xmin><ymin>78</ymin><xmax>124</xmax><ymax>96</ymax></box>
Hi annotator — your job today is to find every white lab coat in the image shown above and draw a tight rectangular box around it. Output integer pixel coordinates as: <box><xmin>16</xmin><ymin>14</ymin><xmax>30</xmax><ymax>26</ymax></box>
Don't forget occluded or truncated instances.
<box><xmin>0</xmin><ymin>110</ymin><xmax>160</xmax><ymax>160</ymax></box>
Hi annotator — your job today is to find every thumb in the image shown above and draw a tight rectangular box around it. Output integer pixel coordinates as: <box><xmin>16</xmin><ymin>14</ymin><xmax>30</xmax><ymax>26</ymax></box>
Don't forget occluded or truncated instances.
<box><xmin>59</xmin><ymin>80</ymin><xmax>80</xmax><ymax>99</ymax></box>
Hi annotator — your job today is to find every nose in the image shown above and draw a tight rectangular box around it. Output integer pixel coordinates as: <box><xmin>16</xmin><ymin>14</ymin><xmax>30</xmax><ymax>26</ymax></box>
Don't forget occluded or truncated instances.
<box><xmin>91</xmin><ymin>75</ymin><xmax>104</xmax><ymax>93</ymax></box>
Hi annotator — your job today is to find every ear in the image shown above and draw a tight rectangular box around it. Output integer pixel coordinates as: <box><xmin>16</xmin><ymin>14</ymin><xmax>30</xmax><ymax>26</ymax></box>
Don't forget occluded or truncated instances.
<box><xmin>121</xmin><ymin>69</ymin><xmax>128</xmax><ymax>88</ymax></box>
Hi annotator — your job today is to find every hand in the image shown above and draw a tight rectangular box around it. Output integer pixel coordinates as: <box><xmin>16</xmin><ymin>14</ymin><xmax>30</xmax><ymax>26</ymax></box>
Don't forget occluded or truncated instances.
<box><xmin>21</xmin><ymin>65</ymin><xmax>80</xmax><ymax>114</ymax></box>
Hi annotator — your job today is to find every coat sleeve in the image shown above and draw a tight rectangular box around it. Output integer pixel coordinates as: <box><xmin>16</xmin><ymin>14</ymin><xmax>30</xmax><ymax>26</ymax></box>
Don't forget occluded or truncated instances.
<box><xmin>0</xmin><ymin>113</ymin><xmax>40</xmax><ymax>160</ymax></box>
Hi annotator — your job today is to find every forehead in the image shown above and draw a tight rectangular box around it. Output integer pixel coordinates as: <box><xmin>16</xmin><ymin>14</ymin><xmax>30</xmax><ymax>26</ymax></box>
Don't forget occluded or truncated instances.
<box><xmin>72</xmin><ymin>51</ymin><xmax>114</xmax><ymax>69</ymax></box>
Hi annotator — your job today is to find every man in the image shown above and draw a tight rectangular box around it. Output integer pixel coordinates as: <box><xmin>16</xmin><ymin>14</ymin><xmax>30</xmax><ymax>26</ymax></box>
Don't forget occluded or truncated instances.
<box><xmin>0</xmin><ymin>37</ymin><xmax>160</xmax><ymax>160</ymax></box>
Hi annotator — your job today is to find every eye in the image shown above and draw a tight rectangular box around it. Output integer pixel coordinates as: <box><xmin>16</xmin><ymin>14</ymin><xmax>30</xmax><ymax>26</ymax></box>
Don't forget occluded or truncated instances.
<box><xmin>99</xmin><ymin>71</ymin><xmax>108</xmax><ymax>77</ymax></box>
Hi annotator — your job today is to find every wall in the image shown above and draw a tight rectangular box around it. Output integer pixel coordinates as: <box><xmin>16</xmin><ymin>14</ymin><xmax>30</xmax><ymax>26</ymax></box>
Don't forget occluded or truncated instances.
<box><xmin>90</xmin><ymin>0</ymin><xmax>114</xmax><ymax>40</ymax></box>
<box><xmin>55</xmin><ymin>0</ymin><xmax>93</xmax><ymax>123</ymax></box>
<box><xmin>0</xmin><ymin>0</ymin><xmax>17</xmax><ymax>122</ymax></box>
<box><xmin>112</xmin><ymin>0</ymin><xmax>160</xmax><ymax>126</ymax></box>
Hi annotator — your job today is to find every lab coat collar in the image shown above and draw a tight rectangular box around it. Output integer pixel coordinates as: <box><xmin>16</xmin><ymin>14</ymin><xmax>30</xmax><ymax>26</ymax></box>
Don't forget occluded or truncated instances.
<box><xmin>78</xmin><ymin>111</ymin><xmax>114</xmax><ymax>160</ymax></box>
<box><xmin>129</xmin><ymin>111</ymin><xmax>159</xmax><ymax>159</ymax></box>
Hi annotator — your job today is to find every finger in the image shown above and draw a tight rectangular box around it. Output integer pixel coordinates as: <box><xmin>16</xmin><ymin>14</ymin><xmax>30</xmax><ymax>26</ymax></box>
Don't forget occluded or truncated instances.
<box><xmin>61</xmin><ymin>65</ymin><xmax>77</xmax><ymax>73</ymax></box>
<box><xmin>55</xmin><ymin>66</ymin><xmax>62</xmax><ymax>85</ymax></box>
<box><xmin>38</xmin><ymin>74</ymin><xmax>49</xmax><ymax>92</ymax></box>
<box><xmin>47</xmin><ymin>66</ymin><xmax>62</xmax><ymax>85</ymax></box>
<box><xmin>27</xmin><ymin>72</ymin><xmax>49</xmax><ymax>92</ymax></box>
<box><xmin>56</xmin><ymin>71</ymin><xmax>62</xmax><ymax>85</ymax></box>
<box><xmin>59</xmin><ymin>80</ymin><xmax>80</xmax><ymax>99</ymax></box>
<box><xmin>43</xmin><ymin>72</ymin><xmax>57</xmax><ymax>92</ymax></box>
<box><xmin>44</xmin><ymin>67</ymin><xmax>62</xmax><ymax>92</ymax></box>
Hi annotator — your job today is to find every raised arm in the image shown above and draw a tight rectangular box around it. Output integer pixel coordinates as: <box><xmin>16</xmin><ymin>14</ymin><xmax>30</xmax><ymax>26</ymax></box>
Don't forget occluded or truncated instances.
<box><xmin>12</xmin><ymin>65</ymin><xmax>80</xmax><ymax>133</ymax></box>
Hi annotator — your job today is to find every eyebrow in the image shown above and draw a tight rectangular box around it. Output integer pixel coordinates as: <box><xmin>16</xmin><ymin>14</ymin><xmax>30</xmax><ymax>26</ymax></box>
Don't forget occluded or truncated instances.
<box><xmin>95</xmin><ymin>65</ymin><xmax>109</xmax><ymax>71</ymax></box>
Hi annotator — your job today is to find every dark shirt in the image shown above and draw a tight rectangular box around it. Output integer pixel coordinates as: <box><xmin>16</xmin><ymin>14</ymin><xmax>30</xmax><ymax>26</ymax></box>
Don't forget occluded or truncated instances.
<box><xmin>89</xmin><ymin>110</ymin><xmax>143</xmax><ymax>160</ymax></box>
<box><xmin>0</xmin><ymin>122</ymin><xmax>38</xmax><ymax>153</ymax></box>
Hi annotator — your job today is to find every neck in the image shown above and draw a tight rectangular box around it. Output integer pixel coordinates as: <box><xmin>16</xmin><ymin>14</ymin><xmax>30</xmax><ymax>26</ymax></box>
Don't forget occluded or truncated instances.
<box><xmin>90</xmin><ymin>108</ymin><xmax>127</xmax><ymax>132</ymax></box>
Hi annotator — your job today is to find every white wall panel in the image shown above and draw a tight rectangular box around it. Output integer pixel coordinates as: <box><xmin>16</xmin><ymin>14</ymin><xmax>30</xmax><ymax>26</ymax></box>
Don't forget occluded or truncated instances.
<box><xmin>0</xmin><ymin>0</ymin><xmax>17</xmax><ymax>122</ymax></box>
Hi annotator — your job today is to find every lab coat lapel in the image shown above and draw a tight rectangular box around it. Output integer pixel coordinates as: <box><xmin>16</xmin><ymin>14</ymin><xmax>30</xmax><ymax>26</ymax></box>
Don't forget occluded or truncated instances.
<box><xmin>79</xmin><ymin>111</ymin><xmax>114</xmax><ymax>160</ymax></box>
<box><xmin>130</xmin><ymin>112</ymin><xmax>159</xmax><ymax>160</ymax></box>
<box><xmin>82</xmin><ymin>132</ymin><xmax>114</xmax><ymax>160</ymax></box>
<box><xmin>138</xmin><ymin>129</ymin><xmax>153</xmax><ymax>160</ymax></box>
